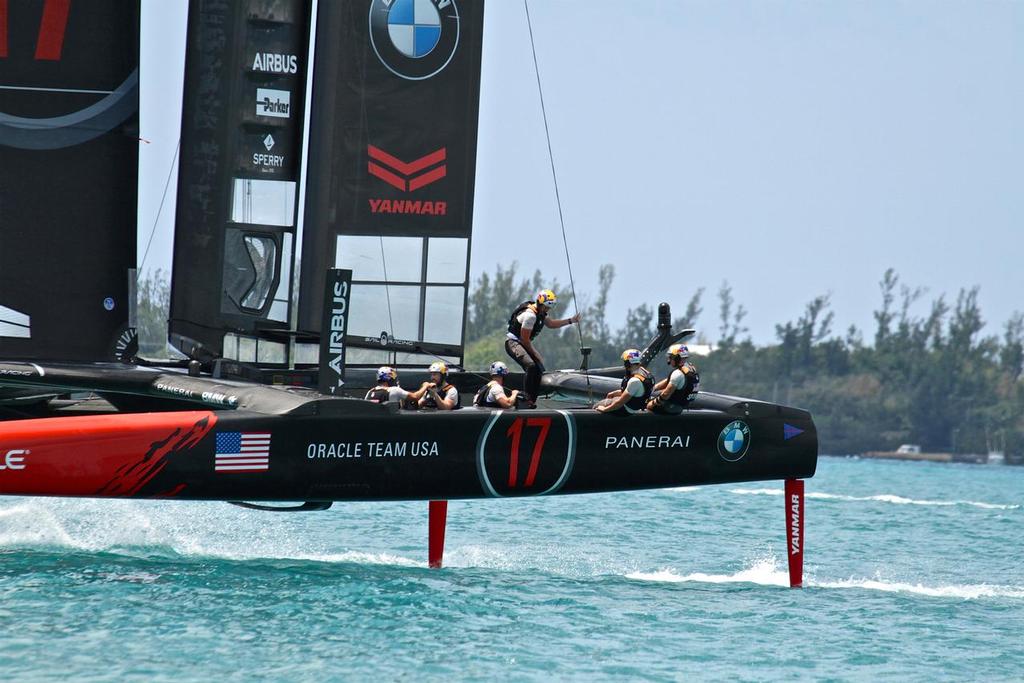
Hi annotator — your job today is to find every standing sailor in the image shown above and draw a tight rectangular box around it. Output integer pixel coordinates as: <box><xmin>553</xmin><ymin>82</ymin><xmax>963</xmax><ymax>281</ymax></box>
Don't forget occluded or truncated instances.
<box><xmin>595</xmin><ymin>349</ymin><xmax>654</xmax><ymax>414</ymax></box>
<box><xmin>647</xmin><ymin>344</ymin><xmax>700</xmax><ymax>414</ymax></box>
<box><xmin>365</xmin><ymin>366</ymin><xmax>428</xmax><ymax>406</ymax></box>
<box><xmin>505</xmin><ymin>289</ymin><xmax>580</xmax><ymax>407</ymax></box>
<box><xmin>418</xmin><ymin>361</ymin><xmax>461</xmax><ymax>410</ymax></box>
<box><xmin>473</xmin><ymin>361</ymin><xmax>520</xmax><ymax>408</ymax></box>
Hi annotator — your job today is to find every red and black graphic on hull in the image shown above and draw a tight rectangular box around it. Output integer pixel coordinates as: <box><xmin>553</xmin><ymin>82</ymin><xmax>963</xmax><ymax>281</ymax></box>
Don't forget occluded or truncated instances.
<box><xmin>0</xmin><ymin>411</ymin><xmax>216</xmax><ymax>498</ymax></box>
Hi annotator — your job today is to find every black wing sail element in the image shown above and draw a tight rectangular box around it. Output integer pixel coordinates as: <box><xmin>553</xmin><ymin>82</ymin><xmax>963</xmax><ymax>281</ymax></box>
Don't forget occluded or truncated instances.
<box><xmin>170</xmin><ymin>0</ymin><xmax>312</xmax><ymax>364</ymax></box>
<box><xmin>0</xmin><ymin>0</ymin><xmax>139</xmax><ymax>361</ymax></box>
<box><xmin>299</xmin><ymin>0</ymin><xmax>486</xmax><ymax>368</ymax></box>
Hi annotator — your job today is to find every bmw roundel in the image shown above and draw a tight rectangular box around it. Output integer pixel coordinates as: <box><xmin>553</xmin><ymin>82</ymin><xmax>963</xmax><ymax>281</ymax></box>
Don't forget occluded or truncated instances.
<box><xmin>369</xmin><ymin>0</ymin><xmax>461</xmax><ymax>80</ymax></box>
<box><xmin>717</xmin><ymin>421</ymin><xmax>751</xmax><ymax>462</ymax></box>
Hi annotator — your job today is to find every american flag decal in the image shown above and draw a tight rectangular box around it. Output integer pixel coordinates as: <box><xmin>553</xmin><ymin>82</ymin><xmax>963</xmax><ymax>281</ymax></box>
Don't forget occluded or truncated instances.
<box><xmin>215</xmin><ymin>432</ymin><xmax>270</xmax><ymax>472</ymax></box>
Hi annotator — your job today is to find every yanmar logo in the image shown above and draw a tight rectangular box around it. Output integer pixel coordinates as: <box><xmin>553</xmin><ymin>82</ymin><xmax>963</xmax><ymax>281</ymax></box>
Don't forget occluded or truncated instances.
<box><xmin>789</xmin><ymin>493</ymin><xmax>801</xmax><ymax>555</ymax></box>
<box><xmin>367</xmin><ymin>145</ymin><xmax>447</xmax><ymax>216</ymax></box>
<box><xmin>0</xmin><ymin>449</ymin><xmax>28</xmax><ymax>471</ymax></box>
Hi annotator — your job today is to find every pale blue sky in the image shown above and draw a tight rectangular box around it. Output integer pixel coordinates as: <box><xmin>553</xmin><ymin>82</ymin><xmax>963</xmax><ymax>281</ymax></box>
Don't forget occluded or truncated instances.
<box><xmin>139</xmin><ymin>1</ymin><xmax>1023</xmax><ymax>344</ymax></box>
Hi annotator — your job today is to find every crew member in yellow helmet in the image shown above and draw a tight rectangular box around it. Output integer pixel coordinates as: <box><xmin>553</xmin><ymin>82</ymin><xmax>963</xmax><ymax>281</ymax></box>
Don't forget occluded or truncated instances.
<box><xmin>595</xmin><ymin>348</ymin><xmax>653</xmax><ymax>414</ymax></box>
<box><xmin>505</xmin><ymin>288</ymin><xmax>580</xmax><ymax>407</ymax></box>
<box><xmin>418</xmin><ymin>361</ymin><xmax>461</xmax><ymax>410</ymax></box>
<box><xmin>647</xmin><ymin>344</ymin><xmax>700</xmax><ymax>414</ymax></box>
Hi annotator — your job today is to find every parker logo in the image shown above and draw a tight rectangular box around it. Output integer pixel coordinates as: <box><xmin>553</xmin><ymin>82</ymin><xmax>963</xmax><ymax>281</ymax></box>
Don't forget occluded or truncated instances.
<box><xmin>369</xmin><ymin>0</ymin><xmax>461</xmax><ymax>81</ymax></box>
<box><xmin>368</xmin><ymin>145</ymin><xmax>446</xmax><ymax>191</ymax></box>
<box><xmin>0</xmin><ymin>449</ymin><xmax>28</xmax><ymax>471</ymax></box>
<box><xmin>256</xmin><ymin>88</ymin><xmax>291</xmax><ymax>119</ymax></box>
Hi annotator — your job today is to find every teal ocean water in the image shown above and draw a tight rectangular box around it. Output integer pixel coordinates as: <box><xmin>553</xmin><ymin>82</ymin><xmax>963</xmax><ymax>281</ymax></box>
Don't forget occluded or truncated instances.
<box><xmin>1</xmin><ymin>457</ymin><xmax>1021</xmax><ymax>681</ymax></box>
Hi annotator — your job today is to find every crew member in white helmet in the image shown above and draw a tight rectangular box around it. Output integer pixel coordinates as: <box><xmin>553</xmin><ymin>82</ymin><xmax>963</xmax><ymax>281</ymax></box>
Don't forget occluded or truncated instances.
<box><xmin>474</xmin><ymin>361</ymin><xmax>520</xmax><ymax>408</ymax></box>
<box><xmin>365</xmin><ymin>366</ymin><xmax>429</xmax><ymax>406</ymax></box>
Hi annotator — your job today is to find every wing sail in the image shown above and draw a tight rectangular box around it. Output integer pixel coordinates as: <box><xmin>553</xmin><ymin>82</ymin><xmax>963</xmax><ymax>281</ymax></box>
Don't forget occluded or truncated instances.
<box><xmin>297</xmin><ymin>0</ymin><xmax>486</xmax><ymax>367</ymax></box>
<box><xmin>169</xmin><ymin>0</ymin><xmax>313</xmax><ymax>362</ymax></box>
<box><xmin>0</xmin><ymin>1</ymin><xmax>139</xmax><ymax>361</ymax></box>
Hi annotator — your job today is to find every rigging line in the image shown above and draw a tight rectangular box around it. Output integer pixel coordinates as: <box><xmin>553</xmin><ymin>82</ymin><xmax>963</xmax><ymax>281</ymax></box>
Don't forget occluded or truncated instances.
<box><xmin>524</xmin><ymin>0</ymin><xmax>593</xmax><ymax>405</ymax></box>
<box><xmin>378</xmin><ymin>236</ymin><xmax>396</xmax><ymax>339</ymax></box>
<box><xmin>139</xmin><ymin>138</ymin><xmax>181</xmax><ymax>275</ymax></box>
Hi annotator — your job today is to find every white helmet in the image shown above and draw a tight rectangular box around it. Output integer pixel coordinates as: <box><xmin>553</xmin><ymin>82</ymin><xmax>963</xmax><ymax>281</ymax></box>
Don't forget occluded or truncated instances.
<box><xmin>428</xmin><ymin>361</ymin><xmax>448</xmax><ymax>376</ymax></box>
<box><xmin>490</xmin><ymin>361</ymin><xmax>509</xmax><ymax>377</ymax></box>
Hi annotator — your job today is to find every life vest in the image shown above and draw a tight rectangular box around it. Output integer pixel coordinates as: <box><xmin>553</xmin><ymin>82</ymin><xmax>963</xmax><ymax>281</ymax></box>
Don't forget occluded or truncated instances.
<box><xmin>365</xmin><ymin>386</ymin><xmax>391</xmax><ymax>404</ymax></box>
<box><xmin>620</xmin><ymin>366</ymin><xmax>654</xmax><ymax>411</ymax></box>
<box><xmin>669</xmin><ymin>364</ymin><xmax>700</xmax><ymax>405</ymax></box>
<box><xmin>473</xmin><ymin>380</ymin><xmax>509</xmax><ymax>407</ymax></box>
<box><xmin>421</xmin><ymin>382</ymin><xmax>461</xmax><ymax>409</ymax></box>
<box><xmin>507</xmin><ymin>302</ymin><xmax>548</xmax><ymax>341</ymax></box>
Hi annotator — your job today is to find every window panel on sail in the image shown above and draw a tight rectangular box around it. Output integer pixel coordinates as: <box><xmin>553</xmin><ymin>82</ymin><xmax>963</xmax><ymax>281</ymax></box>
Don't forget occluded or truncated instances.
<box><xmin>336</xmin><ymin>236</ymin><xmax>423</xmax><ymax>282</ymax></box>
<box><xmin>394</xmin><ymin>353</ymin><xmax>459</xmax><ymax>366</ymax></box>
<box><xmin>346</xmin><ymin>348</ymin><xmax>391</xmax><ymax>365</ymax></box>
<box><xmin>241</xmin><ymin>235</ymin><xmax>277</xmax><ymax>310</ymax></box>
<box><xmin>347</xmin><ymin>284</ymin><xmax>420</xmax><ymax>341</ymax></box>
<box><xmin>223</xmin><ymin>230</ymin><xmax>279</xmax><ymax>314</ymax></box>
<box><xmin>425</xmin><ymin>238</ymin><xmax>468</xmax><ymax>284</ymax></box>
<box><xmin>229</xmin><ymin>179</ymin><xmax>296</xmax><ymax>227</ymax></box>
<box><xmin>267</xmin><ymin>234</ymin><xmax>293</xmax><ymax>322</ymax></box>
<box><xmin>422</xmin><ymin>287</ymin><xmax>465</xmax><ymax>346</ymax></box>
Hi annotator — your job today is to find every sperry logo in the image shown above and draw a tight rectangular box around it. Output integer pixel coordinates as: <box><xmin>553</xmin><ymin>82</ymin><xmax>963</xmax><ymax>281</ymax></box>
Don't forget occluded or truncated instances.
<box><xmin>368</xmin><ymin>145</ymin><xmax>446</xmax><ymax>192</ymax></box>
<box><xmin>0</xmin><ymin>449</ymin><xmax>28</xmax><ymax>470</ymax></box>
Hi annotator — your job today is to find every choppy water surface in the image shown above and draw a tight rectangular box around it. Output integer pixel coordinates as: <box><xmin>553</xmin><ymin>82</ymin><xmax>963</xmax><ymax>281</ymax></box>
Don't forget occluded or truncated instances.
<box><xmin>1</xmin><ymin>458</ymin><xmax>1021</xmax><ymax>681</ymax></box>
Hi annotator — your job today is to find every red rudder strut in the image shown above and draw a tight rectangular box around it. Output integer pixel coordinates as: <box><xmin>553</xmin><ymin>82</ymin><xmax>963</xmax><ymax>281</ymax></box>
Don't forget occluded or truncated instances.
<box><xmin>428</xmin><ymin>500</ymin><xmax>448</xmax><ymax>569</ymax></box>
<box><xmin>784</xmin><ymin>479</ymin><xmax>804</xmax><ymax>588</ymax></box>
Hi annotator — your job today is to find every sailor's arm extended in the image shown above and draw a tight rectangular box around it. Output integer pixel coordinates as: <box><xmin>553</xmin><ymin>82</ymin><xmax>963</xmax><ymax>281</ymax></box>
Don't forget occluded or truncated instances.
<box><xmin>544</xmin><ymin>312</ymin><xmax>581</xmax><ymax>329</ymax></box>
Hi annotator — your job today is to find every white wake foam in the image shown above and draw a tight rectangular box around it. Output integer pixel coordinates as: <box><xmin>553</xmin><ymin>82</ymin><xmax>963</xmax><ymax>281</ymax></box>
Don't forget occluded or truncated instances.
<box><xmin>626</xmin><ymin>556</ymin><xmax>1024</xmax><ymax>600</ymax></box>
<box><xmin>727</xmin><ymin>488</ymin><xmax>1020</xmax><ymax>510</ymax></box>
<box><xmin>0</xmin><ymin>498</ymin><xmax>424</xmax><ymax>569</ymax></box>
<box><xmin>627</xmin><ymin>557</ymin><xmax>789</xmax><ymax>587</ymax></box>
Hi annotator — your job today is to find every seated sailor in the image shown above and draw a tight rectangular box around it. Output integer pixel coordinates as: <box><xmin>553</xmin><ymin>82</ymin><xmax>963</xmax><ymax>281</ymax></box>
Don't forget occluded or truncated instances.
<box><xmin>473</xmin><ymin>361</ymin><xmax>520</xmax><ymax>408</ymax></box>
<box><xmin>365</xmin><ymin>366</ymin><xmax>428</xmax><ymax>406</ymax></box>
<box><xmin>647</xmin><ymin>344</ymin><xmax>700</xmax><ymax>414</ymax></box>
<box><xmin>418</xmin><ymin>361</ymin><xmax>461</xmax><ymax>410</ymax></box>
<box><xmin>505</xmin><ymin>288</ymin><xmax>580</xmax><ymax>407</ymax></box>
<box><xmin>595</xmin><ymin>348</ymin><xmax>653</xmax><ymax>414</ymax></box>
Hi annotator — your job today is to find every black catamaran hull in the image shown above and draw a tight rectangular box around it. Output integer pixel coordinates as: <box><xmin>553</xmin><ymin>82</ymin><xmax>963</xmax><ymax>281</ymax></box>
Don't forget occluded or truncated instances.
<box><xmin>0</xmin><ymin>402</ymin><xmax>816</xmax><ymax>502</ymax></box>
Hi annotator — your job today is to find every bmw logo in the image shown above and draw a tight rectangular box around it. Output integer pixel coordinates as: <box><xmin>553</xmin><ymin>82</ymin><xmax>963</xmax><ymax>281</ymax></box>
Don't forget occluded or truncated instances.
<box><xmin>717</xmin><ymin>420</ymin><xmax>751</xmax><ymax>462</ymax></box>
<box><xmin>369</xmin><ymin>0</ymin><xmax>461</xmax><ymax>81</ymax></box>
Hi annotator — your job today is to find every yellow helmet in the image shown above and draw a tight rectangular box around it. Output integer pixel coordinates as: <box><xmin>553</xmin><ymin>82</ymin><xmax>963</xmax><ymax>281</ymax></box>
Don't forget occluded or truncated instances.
<box><xmin>621</xmin><ymin>348</ymin><xmax>642</xmax><ymax>365</ymax></box>
<box><xmin>536</xmin><ymin>289</ymin><xmax>558</xmax><ymax>307</ymax></box>
<box><xmin>428</xmin><ymin>361</ymin><xmax>448</xmax><ymax>376</ymax></box>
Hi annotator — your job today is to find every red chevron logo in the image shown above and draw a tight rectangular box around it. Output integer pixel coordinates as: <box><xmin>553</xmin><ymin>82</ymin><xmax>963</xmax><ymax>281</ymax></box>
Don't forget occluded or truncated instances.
<box><xmin>367</xmin><ymin>145</ymin><xmax>447</xmax><ymax>192</ymax></box>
